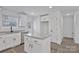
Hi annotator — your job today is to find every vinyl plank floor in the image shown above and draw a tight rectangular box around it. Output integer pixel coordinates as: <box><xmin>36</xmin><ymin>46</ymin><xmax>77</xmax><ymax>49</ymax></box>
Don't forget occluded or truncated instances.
<box><xmin>2</xmin><ymin>37</ymin><xmax>79</xmax><ymax>53</ymax></box>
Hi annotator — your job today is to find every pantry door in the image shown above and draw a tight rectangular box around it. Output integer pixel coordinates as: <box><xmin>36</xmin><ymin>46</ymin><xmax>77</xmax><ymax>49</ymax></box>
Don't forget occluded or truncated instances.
<box><xmin>74</xmin><ymin>11</ymin><xmax>79</xmax><ymax>43</ymax></box>
<box><xmin>63</xmin><ymin>15</ymin><xmax>74</xmax><ymax>38</ymax></box>
<box><xmin>50</xmin><ymin>11</ymin><xmax>63</xmax><ymax>44</ymax></box>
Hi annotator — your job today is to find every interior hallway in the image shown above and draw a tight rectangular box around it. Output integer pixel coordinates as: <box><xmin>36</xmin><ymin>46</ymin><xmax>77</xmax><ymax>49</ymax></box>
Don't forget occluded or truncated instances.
<box><xmin>1</xmin><ymin>37</ymin><xmax>79</xmax><ymax>53</ymax></box>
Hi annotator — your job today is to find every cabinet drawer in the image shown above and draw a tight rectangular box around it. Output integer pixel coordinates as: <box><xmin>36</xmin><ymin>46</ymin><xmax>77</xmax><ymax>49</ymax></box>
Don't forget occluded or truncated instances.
<box><xmin>33</xmin><ymin>39</ymin><xmax>41</xmax><ymax>45</ymax></box>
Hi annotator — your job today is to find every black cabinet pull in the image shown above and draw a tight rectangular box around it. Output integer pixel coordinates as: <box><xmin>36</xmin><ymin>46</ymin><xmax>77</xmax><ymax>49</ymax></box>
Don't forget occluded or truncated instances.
<box><xmin>26</xmin><ymin>38</ymin><xmax>28</xmax><ymax>40</ymax></box>
<box><xmin>3</xmin><ymin>40</ymin><xmax>5</xmax><ymax>43</ymax></box>
<box><xmin>34</xmin><ymin>40</ymin><xmax>38</xmax><ymax>42</ymax></box>
<box><xmin>13</xmin><ymin>38</ymin><xmax>16</xmax><ymax>41</ymax></box>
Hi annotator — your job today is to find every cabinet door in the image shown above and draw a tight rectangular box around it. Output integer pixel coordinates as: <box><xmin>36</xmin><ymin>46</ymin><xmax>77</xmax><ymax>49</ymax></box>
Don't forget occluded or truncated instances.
<box><xmin>41</xmin><ymin>37</ymin><xmax>51</xmax><ymax>53</ymax></box>
<box><xmin>24</xmin><ymin>36</ymin><xmax>32</xmax><ymax>52</ymax></box>
<box><xmin>12</xmin><ymin>33</ymin><xmax>21</xmax><ymax>46</ymax></box>
<box><xmin>5</xmin><ymin>33</ymin><xmax>21</xmax><ymax>49</ymax></box>
<box><xmin>4</xmin><ymin>35</ymin><xmax>14</xmax><ymax>49</ymax></box>
<box><xmin>0</xmin><ymin>37</ymin><xmax>6</xmax><ymax>51</ymax></box>
<box><xmin>30</xmin><ymin>38</ymin><xmax>42</xmax><ymax>53</ymax></box>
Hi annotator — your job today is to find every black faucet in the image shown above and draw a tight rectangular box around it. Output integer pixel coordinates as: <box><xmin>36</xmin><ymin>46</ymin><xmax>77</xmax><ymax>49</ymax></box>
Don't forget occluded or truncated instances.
<box><xmin>10</xmin><ymin>26</ymin><xmax>13</xmax><ymax>32</ymax></box>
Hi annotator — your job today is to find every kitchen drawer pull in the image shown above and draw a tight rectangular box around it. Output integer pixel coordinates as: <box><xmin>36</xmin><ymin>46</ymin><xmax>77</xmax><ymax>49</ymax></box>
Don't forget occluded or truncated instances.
<box><xmin>3</xmin><ymin>40</ymin><xmax>5</xmax><ymax>43</ymax></box>
<box><xmin>34</xmin><ymin>40</ymin><xmax>38</xmax><ymax>42</ymax></box>
<box><xmin>26</xmin><ymin>38</ymin><xmax>28</xmax><ymax>40</ymax></box>
<box><xmin>13</xmin><ymin>38</ymin><xmax>16</xmax><ymax>41</ymax></box>
<box><xmin>29</xmin><ymin>44</ymin><xmax>33</xmax><ymax>48</ymax></box>
<box><xmin>35</xmin><ymin>43</ymin><xmax>40</xmax><ymax>45</ymax></box>
<box><xmin>0</xmin><ymin>37</ymin><xmax>2</xmax><ymax>38</ymax></box>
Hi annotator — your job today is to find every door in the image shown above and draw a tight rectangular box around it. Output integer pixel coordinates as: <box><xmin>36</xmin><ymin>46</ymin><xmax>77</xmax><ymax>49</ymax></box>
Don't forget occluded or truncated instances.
<box><xmin>74</xmin><ymin>11</ymin><xmax>79</xmax><ymax>43</ymax></box>
<box><xmin>50</xmin><ymin>13</ymin><xmax>63</xmax><ymax>44</ymax></box>
<box><xmin>63</xmin><ymin>15</ymin><xmax>74</xmax><ymax>38</ymax></box>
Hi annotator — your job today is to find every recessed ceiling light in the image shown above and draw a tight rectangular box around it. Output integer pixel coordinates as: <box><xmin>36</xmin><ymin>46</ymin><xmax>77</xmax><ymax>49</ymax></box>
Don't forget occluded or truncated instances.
<box><xmin>66</xmin><ymin>13</ymin><xmax>71</xmax><ymax>16</ymax></box>
<box><xmin>30</xmin><ymin>12</ymin><xmax>35</xmax><ymax>15</ymax></box>
<box><xmin>49</xmin><ymin>6</ymin><xmax>52</xmax><ymax>8</ymax></box>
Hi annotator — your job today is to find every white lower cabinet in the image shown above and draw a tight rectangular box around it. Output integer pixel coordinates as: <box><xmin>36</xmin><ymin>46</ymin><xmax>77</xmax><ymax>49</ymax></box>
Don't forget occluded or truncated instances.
<box><xmin>24</xmin><ymin>35</ymin><xmax>50</xmax><ymax>53</ymax></box>
<box><xmin>0</xmin><ymin>32</ymin><xmax>21</xmax><ymax>51</ymax></box>
<box><xmin>24</xmin><ymin>37</ymin><xmax>31</xmax><ymax>52</ymax></box>
<box><xmin>0</xmin><ymin>37</ymin><xmax>5</xmax><ymax>51</ymax></box>
<box><xmin>11</xmin><ymin>33</ymin><xmax>21</xmax><ymax>46</ymax></box>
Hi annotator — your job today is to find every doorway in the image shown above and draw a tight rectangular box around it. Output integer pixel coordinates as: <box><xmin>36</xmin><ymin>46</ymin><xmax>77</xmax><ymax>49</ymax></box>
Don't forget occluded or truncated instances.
<box><xmin>40</xmin><ymin>21</ymin><xmax>49</xmax><ymax>35</ymax></box>
<box><xmin>63</xmin><ymin>15</ymin><xmax>74</xmax><ymax>38</ymax></box>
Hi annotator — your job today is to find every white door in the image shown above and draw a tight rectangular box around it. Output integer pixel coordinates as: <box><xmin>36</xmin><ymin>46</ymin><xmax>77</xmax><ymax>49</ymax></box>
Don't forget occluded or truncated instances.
<box><xmin>63</xmin><ymin>15</ymin><xmax>74</xmax><ymax>38</ymax></box>
<box><xmin>50</xmin><ymin>16</ymin><xmax>58</xmax><ymax>43</ymax></box>
<box><xmin>50</xmin><ymin>13</ymin><xmax>63</xmax><ymax>44</ymax></box>
<box><xmin>74</xmin><ymin>11</ymin><xmax>79</xmax><ymax>43</ymax></box>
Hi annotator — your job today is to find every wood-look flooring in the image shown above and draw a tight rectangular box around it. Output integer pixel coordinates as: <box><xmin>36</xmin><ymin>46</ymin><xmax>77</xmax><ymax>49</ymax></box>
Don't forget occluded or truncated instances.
<box><xmin>1</xmin><ymin>37</ymin><xmax>79</xmax><ymax>53</ymax></box>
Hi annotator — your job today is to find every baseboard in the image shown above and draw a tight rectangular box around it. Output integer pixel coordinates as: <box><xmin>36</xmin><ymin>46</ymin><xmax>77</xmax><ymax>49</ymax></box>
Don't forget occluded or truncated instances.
<box><xmin>64</xmin><ymin>37</ymin><xmax>73</xmax><ymax>39</ymax></box>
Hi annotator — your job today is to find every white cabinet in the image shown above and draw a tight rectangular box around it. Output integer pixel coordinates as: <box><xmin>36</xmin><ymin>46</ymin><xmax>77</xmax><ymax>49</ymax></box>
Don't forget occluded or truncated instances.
<box><xmin>24</xmin><ymin>34</ymin><xmax>51</xmax><ymax>53</ymax></box>
<box><xmin>0</xmin><ymin>32</ymin><xmax>21</xmax><ymax>51</ymax></box>
<box><xmin>24</xmin><ymin>37</ymin><xmax>32</xmax><ymax>52</ymax></box>
<box><xmin>11</xmin><ymin>33</ymin><xmax>21</xmax><ymax>46</ymax></box>
<box><xmin>0</xmin><ymin>37</ymin><xmax>5</xmax><ymax>51</ymax></box>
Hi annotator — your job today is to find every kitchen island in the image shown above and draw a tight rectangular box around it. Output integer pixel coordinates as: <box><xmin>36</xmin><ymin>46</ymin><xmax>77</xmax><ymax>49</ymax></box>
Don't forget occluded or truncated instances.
<box><xmin>24</xmin><ymin>33</ymin><xmax>51</xmax><ymax>53</ymax></box>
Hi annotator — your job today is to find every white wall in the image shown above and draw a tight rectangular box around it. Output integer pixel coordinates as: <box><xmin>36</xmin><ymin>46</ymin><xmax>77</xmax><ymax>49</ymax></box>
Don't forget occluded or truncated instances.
<box><xmin>32</xmin><ymin>16</ymin><xmax>40</xmax><ymax>34</ymax></box>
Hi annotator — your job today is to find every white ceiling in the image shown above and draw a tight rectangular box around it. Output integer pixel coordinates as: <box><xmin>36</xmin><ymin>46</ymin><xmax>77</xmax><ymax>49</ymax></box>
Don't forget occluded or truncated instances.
<box><xmin>2</xmin><ymin>6</ymin><xmax>79</xmax><ymax>15</ymax></box>
<box><xmin>2</xmin><ymin>6</ymin><xmax>49</xmax><ymax>15</ymax></box>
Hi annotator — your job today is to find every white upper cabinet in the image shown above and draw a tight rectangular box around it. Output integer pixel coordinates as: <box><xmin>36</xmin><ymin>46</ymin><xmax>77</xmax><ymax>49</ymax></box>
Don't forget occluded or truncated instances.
<box><xmin>40</xmin><ymin>14</ymin><xmax>49</xmax><ymax>21</ymax></box>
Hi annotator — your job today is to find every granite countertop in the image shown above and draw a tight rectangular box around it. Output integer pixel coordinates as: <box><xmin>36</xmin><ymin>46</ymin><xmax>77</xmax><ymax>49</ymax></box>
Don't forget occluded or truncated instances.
<box><xmin>24</xmin><ymin>33</ymin><xmax>51</xmax><ymax>39</ymax></box>
<box><xmin>0</xmin><ymin>30</ymin><xmax>28</xmax><ymax>34</ymax></box>
<box><xmin>0</xmin><ymin>30</ymin><xmax>29</xmax><ymax>37</ymax></box>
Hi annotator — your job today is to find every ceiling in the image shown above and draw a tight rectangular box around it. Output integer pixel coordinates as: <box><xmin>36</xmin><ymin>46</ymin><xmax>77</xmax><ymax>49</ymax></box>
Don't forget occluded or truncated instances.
<box><xmin>1</xmin><ymin>6</ymin><xmax>79</xmax><ymax>15</ymax></box>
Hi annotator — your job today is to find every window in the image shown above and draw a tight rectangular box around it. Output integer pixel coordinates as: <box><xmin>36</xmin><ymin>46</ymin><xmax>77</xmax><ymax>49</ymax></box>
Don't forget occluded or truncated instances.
<box><xmin>2</xmin><ymin>15</ymin><xmax>17</xmax><ymax>27</ymax></box>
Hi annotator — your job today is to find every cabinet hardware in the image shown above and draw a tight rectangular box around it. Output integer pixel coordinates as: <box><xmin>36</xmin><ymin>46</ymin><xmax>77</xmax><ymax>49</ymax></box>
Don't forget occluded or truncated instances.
<box><xmin>51</xmin><ymin>30</ymin><xmax>53</xmax><ymax>32</ymax></box>
<box><xmin>29</xmin><ymin>44</ymin><xmax>33</xmax><ymax>48</ymax></box>
<box><xmin>72</xmin><ymin>32</ymin><xmax>74</xmax><ymax>34</ymax></box>
<box><xmin>34</xmin><ymin>40</ymin><xmax>38</xmax><ymax>42</ymax></box>
<box><xmin>0</xmin><ymin>37</ymin><xmax>2</xmax><ymax>38</ymax></box>
<box><xmin>13</xmin><ymin>38</ymin><xmax>16</xmax><ymax>41</ymax></box>
<box><xmin>34</xmin><ymin>40</ymin><xmax>40</xmax><ymax>45</ymax></box>
<box><xmin>26</xmin><ymin>38</ymin><xmax>28</xmax><ymax>40</ymax></box>
<box><xmin>3</xmin><ymin>40</ymin><xmax>5</xmax><ymax>43</ymax></box>
<box><xmin>35</xmin><ymin>43</ymin><xmax>40</xmax><ymax>45</ymax></box>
